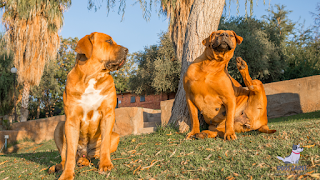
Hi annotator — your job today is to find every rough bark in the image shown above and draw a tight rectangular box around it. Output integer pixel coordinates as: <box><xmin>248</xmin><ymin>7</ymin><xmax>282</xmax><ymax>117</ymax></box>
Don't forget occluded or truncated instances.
<box><xmin>20</xmin><ymin>81</ymin><xmax>30</xmax><ymax>122</ymax></box>
<box><xmin>36</xmin><ymin>98</ymin><xmax>40</xmax><ymax>119</ymax></box>
<box><xmin>168</xmin><ymin>0</ymin><xmax>225</xmax><ymax>132</ymax></box>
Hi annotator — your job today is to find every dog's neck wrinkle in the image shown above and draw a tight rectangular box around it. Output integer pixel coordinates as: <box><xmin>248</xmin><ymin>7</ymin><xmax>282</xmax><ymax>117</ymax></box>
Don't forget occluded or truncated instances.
<box><xmin>75</xmin><ymin>59</ymin><xmax>110</xmax><ymax>84</ymax></box>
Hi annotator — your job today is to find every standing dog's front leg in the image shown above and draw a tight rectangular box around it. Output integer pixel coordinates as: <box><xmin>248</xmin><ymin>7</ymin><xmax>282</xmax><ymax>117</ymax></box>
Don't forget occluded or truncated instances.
<box><xmin>59</xmin><ymin>115</ymin><xmax>80</xmax><ymax>180</ymax></box>
<box><xmin>223</xmin><ymin>97</ymin><xmax>237</xmax><ymax>140</ymax></box>
<box><xmin>99</xmin><ymin>108</ymin><xmax>115</xmax><ymax>173</ymax></box>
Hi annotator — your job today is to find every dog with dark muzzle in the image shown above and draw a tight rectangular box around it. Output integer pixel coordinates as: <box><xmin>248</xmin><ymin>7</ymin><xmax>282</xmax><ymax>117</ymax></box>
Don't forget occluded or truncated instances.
<box><xmin>184</xmin><ymin>30</ymin><xmax>276</xmax><ymax>141</ymax></box>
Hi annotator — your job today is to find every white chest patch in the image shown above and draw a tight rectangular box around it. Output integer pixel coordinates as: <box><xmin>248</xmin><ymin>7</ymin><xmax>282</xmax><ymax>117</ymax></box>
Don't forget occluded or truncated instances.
<box><xmin>78</xmin><ymin>79</ymin><xmax>107</xmax><ymax>122</ymax></box>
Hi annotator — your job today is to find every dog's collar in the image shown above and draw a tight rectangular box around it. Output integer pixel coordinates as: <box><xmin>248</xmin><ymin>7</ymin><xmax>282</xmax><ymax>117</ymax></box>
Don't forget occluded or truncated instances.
<box><xmin>292</xmin><ymin>151</ymin><xmax>300</xmax><ymax>154</ymax></box>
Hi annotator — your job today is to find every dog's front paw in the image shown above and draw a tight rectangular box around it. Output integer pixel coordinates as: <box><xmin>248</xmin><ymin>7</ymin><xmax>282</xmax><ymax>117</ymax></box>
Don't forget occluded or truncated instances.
<box><xmin>236</xmin><ymin>57</ymin><xmax>247</xmax><ymax>70</ymax></box>
<box><xmin>186</xmin><ymin>131</ymin><xmax>198</xmax><ymax>140</ymax></box>
<box><xmin>224</xmin><ymin>130</ymin><xmax>237</xmax><ymax>141</ymax></box>
<box><xmin>99</xmin><ymin>162</ymin><xmax>114</xmax><ymax>173</ymax></box>
<box><xmin>58</xmin><ymin>170</ymin><xmax>75</xmax><ymax>180</ymax></box>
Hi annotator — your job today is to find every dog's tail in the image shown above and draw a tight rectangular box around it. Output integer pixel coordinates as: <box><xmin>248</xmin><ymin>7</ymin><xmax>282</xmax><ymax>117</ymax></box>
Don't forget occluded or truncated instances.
<box><xmin>277</xmin><ymin>156</ymin><xmax>285</xmax><ymax>161</ymax></box>
<box><xmin>258</xmin><ymin>125</ymin><xmax>276</xmax><ymax>134</ymax></box>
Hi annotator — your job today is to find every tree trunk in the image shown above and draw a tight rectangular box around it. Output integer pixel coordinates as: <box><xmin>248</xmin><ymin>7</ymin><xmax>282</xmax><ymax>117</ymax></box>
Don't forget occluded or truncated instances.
<box><xmin>20</xmin><ymin>81</ymin><xmax>30</xmax><ymax>122</ymax></box>
<box><xmin>168</xmin><ymin>0</ymin><xmax>225</xmax><ymax>132</ymax></box>
<box><xmin>36</xmin><ymin>98</ymin><xmax>40</xmax><ymax>119</ymax></box>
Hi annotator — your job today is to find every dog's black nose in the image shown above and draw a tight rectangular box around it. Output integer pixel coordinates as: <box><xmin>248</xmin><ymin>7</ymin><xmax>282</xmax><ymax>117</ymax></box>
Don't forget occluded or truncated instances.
<box><xmin>123</xmin><ymin>48</ymin><xmax>128</xmax><ymax>54</ymax></box>
<box><xmin>220</xmin><ymin>32</ymin><xmax>229</xmax><ymax>37</ymax></box>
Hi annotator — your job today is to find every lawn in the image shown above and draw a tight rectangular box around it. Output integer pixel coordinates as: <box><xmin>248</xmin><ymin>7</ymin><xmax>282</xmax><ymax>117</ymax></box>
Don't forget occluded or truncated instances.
<box><xmin>0</xmin><ymin>111</ymin><xmax>320</xmax><ymax>180</ymax></box>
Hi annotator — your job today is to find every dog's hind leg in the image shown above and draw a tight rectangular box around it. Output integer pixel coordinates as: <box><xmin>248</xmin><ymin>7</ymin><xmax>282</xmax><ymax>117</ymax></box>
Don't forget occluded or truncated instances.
<box><xmin>236</xmin><ymin>57</ymin><xmax>276</xmax><ymax>133</ymax></box>
<box><xmin>48</xmin><ymin>121</ymin><xmax>67</xmax><ymax>174</ymax></box>
<box><xmin>258</xmin><ymin>125</ymin><xmax>276</xmax><ymax>134</ymax></box>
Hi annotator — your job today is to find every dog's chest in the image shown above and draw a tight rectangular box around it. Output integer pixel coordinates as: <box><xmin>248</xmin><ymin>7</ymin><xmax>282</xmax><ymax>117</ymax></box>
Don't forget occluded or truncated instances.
<box><xmin>78</xmin><ymin>79</ymin><xmax>107</xmax><ymax>121</ymax></box>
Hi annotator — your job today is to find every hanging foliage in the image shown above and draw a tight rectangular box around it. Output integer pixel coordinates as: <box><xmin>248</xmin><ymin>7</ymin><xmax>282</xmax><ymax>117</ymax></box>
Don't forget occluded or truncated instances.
<box><xmin>1</xmin><ymin>0</ymin><xmax>71</xmax><ymax>86</ymax></box>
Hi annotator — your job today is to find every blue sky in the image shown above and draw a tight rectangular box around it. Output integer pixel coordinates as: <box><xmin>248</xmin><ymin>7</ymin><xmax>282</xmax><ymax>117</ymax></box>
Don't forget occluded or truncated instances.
<box><xmin>1</xmin><ymin>0</ymin><xmax>318</xmax><ymax>53</ymax></box>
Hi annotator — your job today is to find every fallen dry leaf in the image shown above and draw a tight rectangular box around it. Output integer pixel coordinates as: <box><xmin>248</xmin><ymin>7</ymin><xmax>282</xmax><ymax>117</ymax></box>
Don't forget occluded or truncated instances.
<box><xmin>233</xmin><ymin>173</ymin><xmax>239</xmax><ymax>177</ymax></box>
<box><xmin>257</xmin><ymin>163</ymin><xmax>265</xmax><ymax>168</ymax></box>
<box><xmin>127</xmin><ymin>150</ymin><xmax>136</xmax><ymax>154</ymax></box>
<box><xmin>133</xmin><ymin>165</ymin><xmax>141</xmax><ymax>174</ymax></box>
<box><xmin>309</xmin><ymin>173</ymin><xmax>320</xmax><ymax>179</ymax></box>
<box><xmin>0</xmin><ymin>160</ymin><xmax>9</xmax><ymax>166</ymax></box>
<box><xmin>141</xmin><ymin>160</ymin><xmax>163</xmax><ymax>170</ymax></box>
<box><xmin>303</xmin><ymin>144</ymin><xmax>315</xmax><ymax>148</ymax></box>
<box><xmin>186</xmin><ymin>152</ymin><xmax>194</xmax><ymax>156</ymax></box>
<box><xmin>206</xmin><ymin>148</ymin><xmax>214</xmax><ymax>151</ymax></box>
<box><xmin>225</xmin><ymin>150</ymin><xmax>228</xmax><ymax>157</ymax></box>
<box><xmin>169</xmin><ymin>149</ymin><xmax>176</xmax><ymax>158</ymax></box>
<box><xmin>131</xmin><ymin>138</ymin><xmax>136</xmax><ymax>142</ymax></box>
<box><xmin>204</xmin><ymin>154</ymin><xmax>212</xmax><ymax>160</ymax></box>
<box><xmin>39</xmin><ymin>168</ymin><xmax>47</xmax><ymax>172</ymax></box>
<box><xmin>80</xmin><ymin>168</ymin><xmax>96</xmax><ymax>173</ymax></box>
<box><xmin>134</xmin><ymin>143</ymin><xmax>146</xmax><ymax>150</ymax></box>
<box><xmin>306</xmin><ymin>171</ymin><xmax>315</xmax><ymax>175</ymax></box>
<box><xmin>155</xmin><ymin>151</ymin><xmax>161</xmax><ymax>156</ymax></box>
<box><xmin>112</xmin><ymin>157</ymin><xmax>131</xmax><ymax>161</ymax></box>
<box><xmin>287</xmin><ymin>174</ymin><xmax>295</xmax><ymax>179</ymax></box>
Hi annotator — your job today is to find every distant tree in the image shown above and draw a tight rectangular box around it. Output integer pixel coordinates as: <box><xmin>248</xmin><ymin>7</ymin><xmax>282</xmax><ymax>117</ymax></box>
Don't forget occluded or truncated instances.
<box><xmin>262</xmin><ymin>4</ymin><xmax>295</xmax><ymax>43</ymax></box>
<box><xmin>152</xmin><ymin>32</ymin><xmax>181</xmax><ymax>94</ymax></box>
<box><xmin>29</xmin><ymin>37</ymin><xmax>78</xmax><ymax>119</ymax></box>
<box><xmin>111</xmin><ymin>54</ymin><xmax>137</xmax><ymax>93</ymax></box>
<box><xmin>129</xmin><ymin>32</ymin><xmax>180</xmax><ymax>96</ymax></box>
<box><xmin>283</xmin><ymin>4</ymin><xmax>320</xmax><ymax>79</ymax></box>
<box><xmin>311</xmin><ymin>3</ymin><xmax>320</xmax><ymax>38</ymax></box>
<box><xmin>0</xmin><ymin>34</ymin><xmax>17</xmax><ymax>116</ymax></box>
<box><xmin>1</xmin><ymin>0</ymin><xmax>71</xmax><ymax>121</ymax></box>
<box><xmin>219</xmin><ymin>16</ymin><xmax>285</xmax><ymax>84</ymax></box>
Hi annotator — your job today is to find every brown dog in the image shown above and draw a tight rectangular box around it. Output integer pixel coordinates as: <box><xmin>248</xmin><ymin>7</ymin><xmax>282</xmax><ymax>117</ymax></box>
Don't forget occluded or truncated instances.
<box><xmin>48</xmin><ymin>32</ymin><xmax>128</xmax><ymax>179</ymax></box>
<box><xmin>183</xmin><ymin>30</ymin><xmax>276</xmax><ymax>141</ymax></box>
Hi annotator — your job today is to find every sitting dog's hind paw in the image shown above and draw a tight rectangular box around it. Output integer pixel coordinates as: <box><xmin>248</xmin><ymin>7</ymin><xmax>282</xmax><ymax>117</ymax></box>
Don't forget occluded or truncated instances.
<box><xmin>77</xmin><ymin>157</ymin><xmax>90</xmax><ymax>167</ymax></box>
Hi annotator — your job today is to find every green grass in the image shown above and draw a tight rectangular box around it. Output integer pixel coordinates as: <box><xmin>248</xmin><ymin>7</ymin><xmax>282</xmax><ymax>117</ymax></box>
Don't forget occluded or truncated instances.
<box><xmin>1</xmin><ymin>111</ymin><xmax>320</xmax><ymax>179</ymax></box>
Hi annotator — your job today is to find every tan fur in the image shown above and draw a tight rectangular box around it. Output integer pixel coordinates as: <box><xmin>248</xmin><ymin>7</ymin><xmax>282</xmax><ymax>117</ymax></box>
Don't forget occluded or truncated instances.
<box><xmin>48</xmin><ymin>32</ymin><xmax>128</xmax><ymax>180</ymax></box>
<box><xmin>183</xmin><ymin>30</ymin><xmax>276</xmax><ymax>141</ymax></box>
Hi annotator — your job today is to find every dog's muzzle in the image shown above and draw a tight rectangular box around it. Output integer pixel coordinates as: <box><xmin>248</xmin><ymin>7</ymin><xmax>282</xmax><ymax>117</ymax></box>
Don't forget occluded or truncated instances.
<box><xmin>104</xmin><ymin>47</ymin><xmax>128</xmax><ymax>71</ymax></box>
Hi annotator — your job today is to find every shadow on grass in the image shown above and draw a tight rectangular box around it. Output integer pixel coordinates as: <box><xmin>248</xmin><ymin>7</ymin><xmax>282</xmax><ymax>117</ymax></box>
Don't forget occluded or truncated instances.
<box><xmin>269</xmin><ymin>111</ymin><xmax>320</xmax><ymax>123</ymax></box>
<box><xmin>3</xmin><ymin>150</ymin><xmax>61</xmax><ymax>166</ymax></box>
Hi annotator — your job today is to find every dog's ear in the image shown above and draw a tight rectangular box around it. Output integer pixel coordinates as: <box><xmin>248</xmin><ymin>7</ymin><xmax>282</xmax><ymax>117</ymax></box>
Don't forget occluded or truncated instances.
<box><xmin>75</xmin><ymin>33</ymin><xmax>94</xmax><ymax>59</ymax></box>
<box><xmin>292</xmin><ymin>144</ymin><xmax>297</xmax><ymax>150</ymax></box>
<box><xmin>232</xmin><ymin>31</ymin><xmax>243</xmax><ymax>45</ymax></box>
<box><xmin>202</xmin><ymin>32</ymin><xmax>216</xmax><ymax>47</ymax></box>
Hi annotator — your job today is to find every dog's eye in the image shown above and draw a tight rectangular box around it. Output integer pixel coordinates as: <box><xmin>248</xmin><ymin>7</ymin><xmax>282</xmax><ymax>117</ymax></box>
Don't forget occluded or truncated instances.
<box><xmin>106</xmin><ymin>39</ymin><xmax>113</xmax><ymax>44</ymax></box>
<box><xmin>230</xmin><ymin>35</ymin><xmax>234</xmax><ymax>37</ymax></box>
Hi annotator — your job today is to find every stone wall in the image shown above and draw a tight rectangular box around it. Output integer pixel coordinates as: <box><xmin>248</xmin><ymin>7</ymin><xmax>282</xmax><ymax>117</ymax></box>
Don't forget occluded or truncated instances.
<box><xmin>264</xmin><ymin>75</ymin><xmax>320</xmax><ymax>118</ymax></box>
<box><xmin>0</xmin><ymin>108</ymin><xmax>160</xmax><ymax>148</ymax></box>
<box><xmin>0</xmin><ymin>115</ymin><xmax>65</xmax><ymax>149</ymax></box>
<box><xmin>160</xmin><ymin>99</ymin><xmax>175</xmax><ymax>126</ymax></box>
<box><xmin>117</xmin><ymin>92</ymin><xmax>175</xmax><ymax>109</ymax></box>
